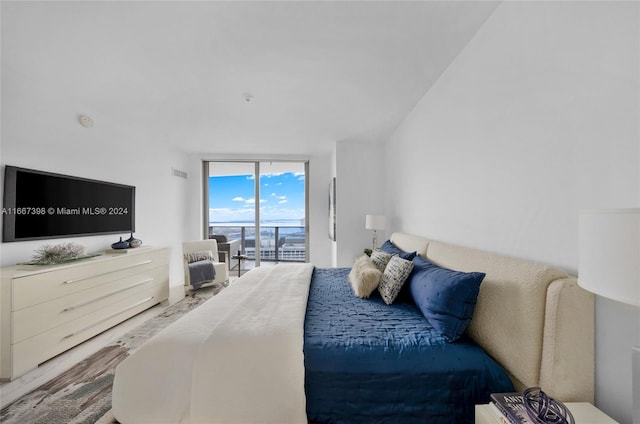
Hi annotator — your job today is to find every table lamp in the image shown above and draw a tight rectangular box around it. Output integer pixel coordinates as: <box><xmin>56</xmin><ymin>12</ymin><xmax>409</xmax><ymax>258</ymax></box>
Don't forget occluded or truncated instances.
<box><xmin>365</xmin><ymin>214</ymin><xmax>386</xmax><ymax>250</ymax></box>
<box><xmin>578</xmin><ymin>208</ymin><xmax>639</xmax><ymax>423</ymax></box>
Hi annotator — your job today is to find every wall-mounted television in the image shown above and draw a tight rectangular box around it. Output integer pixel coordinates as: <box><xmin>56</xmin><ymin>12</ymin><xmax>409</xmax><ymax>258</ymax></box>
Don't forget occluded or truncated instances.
<box><xmin>2</xmin><ymin>166</ymin><xmax>135</xmax><ymax>242</ymax></box>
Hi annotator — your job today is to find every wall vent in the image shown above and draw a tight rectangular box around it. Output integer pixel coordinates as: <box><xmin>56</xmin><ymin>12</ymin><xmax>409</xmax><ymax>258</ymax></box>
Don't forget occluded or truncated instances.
<box><xmin>171</xmin><ymin>168</ymin><xmax>187</xmax><ymax>179</ymax></box>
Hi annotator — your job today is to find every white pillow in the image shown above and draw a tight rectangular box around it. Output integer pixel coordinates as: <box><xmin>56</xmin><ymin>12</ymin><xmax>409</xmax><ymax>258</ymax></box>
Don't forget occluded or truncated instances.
<box><xmin>184</xmin><ymin>250</ymin><xmax>213</xmax><ymax>263</ymax></box>
<box><xmin>369</xmin><ymin>249</ymin><xmax>394</xmax><ymax>272</ymax></box>
<box><xmin>378</xmin><ymin>255</ymin><xmax>414</xmax><ymax>305</ymax></box>
<box><xmin>349</xmin><ymin>255</ymin><xmax>382</xmax><ymax>298</ymax></box>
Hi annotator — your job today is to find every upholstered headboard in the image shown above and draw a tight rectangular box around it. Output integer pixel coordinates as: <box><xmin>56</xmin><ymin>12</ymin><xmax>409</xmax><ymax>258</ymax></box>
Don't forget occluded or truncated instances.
<box><xmin>390</xmin><ymin>232</ymin><xmax>594</xmax><ymax>402</ymax></box>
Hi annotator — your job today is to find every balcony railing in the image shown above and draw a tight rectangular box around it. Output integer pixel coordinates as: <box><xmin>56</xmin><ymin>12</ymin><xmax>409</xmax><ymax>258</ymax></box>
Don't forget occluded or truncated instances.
<box><xmin>209</xmin><ymin>224</ymin><xmax>306</xmax><ymax>263</ymax></box>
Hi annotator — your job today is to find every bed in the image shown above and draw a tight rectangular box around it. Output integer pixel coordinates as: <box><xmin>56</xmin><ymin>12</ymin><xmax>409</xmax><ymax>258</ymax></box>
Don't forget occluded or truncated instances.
<box><xmin>112</xmin><ymin>232</ymin><xmax>595</xmax><ymax>424</ymax></box>
<box><xmin>304</xmin><ymin>267</ymin><xmax>513</xmax><ymax>423</ymax></box>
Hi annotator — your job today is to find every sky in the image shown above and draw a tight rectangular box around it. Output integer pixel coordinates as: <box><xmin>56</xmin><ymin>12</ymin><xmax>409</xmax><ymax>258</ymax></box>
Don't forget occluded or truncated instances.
<box><xmin>209</xmin><ymin>172</ymin><xmax>305</xmax><ymax>223</ymax></box>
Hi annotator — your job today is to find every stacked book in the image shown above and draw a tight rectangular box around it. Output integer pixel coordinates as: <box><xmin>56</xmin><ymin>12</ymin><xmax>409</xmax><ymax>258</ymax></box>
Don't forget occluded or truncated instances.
<box><xmin>486</xmin><ymin>393</ymin><xmax>536</xmax><ymax>424</ymax></box>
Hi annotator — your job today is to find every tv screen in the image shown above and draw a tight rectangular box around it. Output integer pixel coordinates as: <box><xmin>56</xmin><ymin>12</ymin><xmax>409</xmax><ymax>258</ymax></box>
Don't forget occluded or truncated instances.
<box><xmin>2</xmin><ymin>166</ymin><xmax>135</xmax><ymax>242</ymax></box>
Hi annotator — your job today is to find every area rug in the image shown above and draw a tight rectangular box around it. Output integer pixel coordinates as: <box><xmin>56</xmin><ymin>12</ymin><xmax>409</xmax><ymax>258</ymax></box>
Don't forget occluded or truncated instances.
<box><xmin>0</xmin><ymin>284</ymin><xmax>225</xmax><ymax>424</ymax></box>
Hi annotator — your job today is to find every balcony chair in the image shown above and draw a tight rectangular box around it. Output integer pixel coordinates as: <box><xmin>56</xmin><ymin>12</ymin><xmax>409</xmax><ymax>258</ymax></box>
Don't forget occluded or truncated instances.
<box><xmin>210</xmin><ymin>234</ymin><xmax>241</xmax><ymax>270</ymax></box>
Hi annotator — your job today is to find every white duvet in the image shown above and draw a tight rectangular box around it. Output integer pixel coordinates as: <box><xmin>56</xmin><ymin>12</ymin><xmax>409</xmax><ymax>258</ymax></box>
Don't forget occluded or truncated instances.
<box><xmin>112</xmin><ymin>263</ymin><xmax>315</xmax><ymax>424</ymax></box>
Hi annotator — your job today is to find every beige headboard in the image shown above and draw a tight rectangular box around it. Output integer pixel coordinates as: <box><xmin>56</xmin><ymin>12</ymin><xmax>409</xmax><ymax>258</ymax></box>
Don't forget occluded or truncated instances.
<box><xmin>390</xmin><ymin>232</ymin><xmax>594</xmax><ymax>402</ymax></box>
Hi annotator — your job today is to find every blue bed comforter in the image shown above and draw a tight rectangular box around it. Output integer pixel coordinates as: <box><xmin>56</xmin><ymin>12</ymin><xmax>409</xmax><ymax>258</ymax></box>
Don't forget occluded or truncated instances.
<box><xmin>304</xmin><ymin>268</ymin><xmax>514</xmax><ymax>424</ymax></box>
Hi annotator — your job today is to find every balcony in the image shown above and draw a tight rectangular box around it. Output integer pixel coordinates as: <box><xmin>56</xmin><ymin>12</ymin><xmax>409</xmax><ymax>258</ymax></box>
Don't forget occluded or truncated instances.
<box><xmin>209</xmin><ymin>224</ymin><xmax>306</xmax><ymax>263</ymax></box>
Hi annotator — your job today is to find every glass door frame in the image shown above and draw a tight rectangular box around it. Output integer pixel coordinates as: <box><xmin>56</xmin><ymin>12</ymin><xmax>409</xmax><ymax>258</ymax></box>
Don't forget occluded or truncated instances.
<box><xmin>202</xmin><ymin>159</ymin><xmax>310</xmax><ymax>267</ymax></box>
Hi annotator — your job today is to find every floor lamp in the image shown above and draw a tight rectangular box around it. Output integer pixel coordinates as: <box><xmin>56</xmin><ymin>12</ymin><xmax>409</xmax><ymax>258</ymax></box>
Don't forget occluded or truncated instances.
<box><xmin>578</xmin><ymin>208</ymin><xmax>639</xmax><ymax>423</ymax></box>
<box><xmin>365</xmin><ymin>214</ymin><xmax>386</xmax><ymax>250</ymax></box>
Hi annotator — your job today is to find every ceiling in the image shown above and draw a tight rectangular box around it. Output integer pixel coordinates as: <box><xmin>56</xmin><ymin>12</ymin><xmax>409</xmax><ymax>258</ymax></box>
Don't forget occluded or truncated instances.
<box><xmin>2</xmin><ymin>1</ymin><xmax>499</xmax><ymax>156</ymax></box>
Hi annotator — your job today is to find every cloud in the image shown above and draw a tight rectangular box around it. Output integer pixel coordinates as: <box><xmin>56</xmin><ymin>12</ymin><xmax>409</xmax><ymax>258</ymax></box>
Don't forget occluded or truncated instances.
<box><xmin>232</xmin><ymin>197</ymin><xmax>245</xmax><ymax>202</ymax></box>
<box><xmin>260</xmin><ymin>207</ymin><xmax>305</xmax><ymax>221</ymax></box>
<box><xmin>209</xmin><ymin>207</ymin><xmax>255</xmax><ymax>222</ymax></box>
<box><xmin>210</xmin><ymin>206</ymin><xmax>305</xmax><ymax>223</ymax></box>
<box><xmin>209</xmin><ymin>207</ymin><xmax>235</xmax><ymax>215</ymax></box>
<box><xmin>270</xmin><ymin>195</ymin><xmax>287</xmax><ymax>204</ymax></box>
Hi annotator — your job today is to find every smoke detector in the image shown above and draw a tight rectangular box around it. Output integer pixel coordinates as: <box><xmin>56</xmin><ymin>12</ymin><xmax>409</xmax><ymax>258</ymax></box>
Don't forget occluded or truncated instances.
<box><xmin>79</xmin><ymin>114</ymin><xmax>94</xmax><ymax>128</ymax></box>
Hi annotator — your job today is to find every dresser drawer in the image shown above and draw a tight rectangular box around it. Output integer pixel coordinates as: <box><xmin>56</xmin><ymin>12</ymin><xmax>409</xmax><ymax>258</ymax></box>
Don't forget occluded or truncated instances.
<box><xmin>1</xmin><ymin>247</ymin><xmax>169</xmax><ymax>380</ymax></box>
<box><xmin>12</xmin><ymin>286</ymin><xmax>164</xmax><ymax>378</ymax></box>
<box><xmin>12</xmin><ymin>250</ymin><xmax>168</xmax><ymax>310</ymax></box>
<box><xmin>12</xmin><ymin>267</ymin><xmax>167</xmax><ymax>343</ymax></box>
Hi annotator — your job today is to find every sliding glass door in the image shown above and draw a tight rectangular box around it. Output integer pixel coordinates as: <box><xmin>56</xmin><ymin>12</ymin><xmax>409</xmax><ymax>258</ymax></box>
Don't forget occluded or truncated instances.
<box><xmin>204</xmin><ymin>160</ymin><xmax>308</xmax><ymax>274</ymax></box>
<box><xmin>258</xmin><ymin>162</ymin><xmax>307</xmax><ymax>263</ymax></box>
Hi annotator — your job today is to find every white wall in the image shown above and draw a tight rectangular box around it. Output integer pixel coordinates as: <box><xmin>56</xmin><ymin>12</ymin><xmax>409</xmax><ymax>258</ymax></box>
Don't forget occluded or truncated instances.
<box><xmin>0</xmin><ymin>1</ymin><xmax>194</xmax><ymax>302</ymax></box>
<box><xmin>335</xmin><ymin>140</ymin><xmax>386</xmax><ymax>267</ymax></box>
<box><xmin>0</xmin><ymin>139</ymin><xmax>192</xmax><ymax>303</ymax></box>
<box><xmin>385</xmin><ymin>2</ymin><xmax>639</xmax><ymax>423</ymax></box>
<box><xmin>330</xmin><ymin>142</ymin><xmax>338</xmax><ymax>266</ymax></box>
<box><xmin>181</xmin><ymin>145</ymin><xmax>377</xmax><ymax>269</ymax></box>
<box><xmin>308</xmin><ymin>154</ymin><xmax>334</xmax><ymax>268</ymax></box>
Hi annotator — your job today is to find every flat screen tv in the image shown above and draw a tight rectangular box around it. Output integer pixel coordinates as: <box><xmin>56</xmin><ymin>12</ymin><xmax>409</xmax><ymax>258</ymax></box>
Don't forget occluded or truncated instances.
<box><xmin>2</xmin><ymin>166</ymin><xmax>135</xmax><ymax>242</ymax></box>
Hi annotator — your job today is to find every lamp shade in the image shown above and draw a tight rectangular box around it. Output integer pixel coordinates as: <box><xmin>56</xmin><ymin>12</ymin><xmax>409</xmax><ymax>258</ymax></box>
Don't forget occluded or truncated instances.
<box><xmin>365</xmin><ymin>214</ymin><xmax>386</xmax><ymax>230</ymax></box>
<box><xmin>578</xmin><ymin>208</ymin><xmax>640</xmax><ymax>307</ymax></box>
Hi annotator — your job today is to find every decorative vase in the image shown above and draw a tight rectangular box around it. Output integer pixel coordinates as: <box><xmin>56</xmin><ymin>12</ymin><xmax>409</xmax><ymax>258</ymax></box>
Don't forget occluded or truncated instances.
<box><xmin>126</xmin><ymin>232</ymin><xmax>142</xmax><ymax>248</ymax></box>
<box><xmin>111</xmin><ymin>237</ymin><xmax>130</xmax><ymax>250</ymax></box>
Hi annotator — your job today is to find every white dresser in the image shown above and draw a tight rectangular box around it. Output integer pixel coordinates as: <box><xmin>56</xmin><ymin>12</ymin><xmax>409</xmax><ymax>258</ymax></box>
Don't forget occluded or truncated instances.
<box><xmin>0</xmin><ymin>246</ymin><xmax>169</xmax><ymax>380</ymax></box>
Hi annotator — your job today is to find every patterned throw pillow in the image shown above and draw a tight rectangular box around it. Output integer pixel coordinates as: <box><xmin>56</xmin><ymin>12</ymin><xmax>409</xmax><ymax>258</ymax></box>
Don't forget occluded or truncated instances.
<box><xmin>184</xmin><ymin>250</ymin><xmax>213</xmax><ymax>264</ymax></box>
<box><xmin>348</xmin><ymin>255</ymin><xmax>382</xmax><ymax>298</ymax></box>
<box><xmin>369</xmin><ymin>249</ymin><xmax>394</xmax><ymax>272</ymax></box>
<box><xmin>378</xmin><ymin>255</ymin><xmax>414</xmax><ymax>305</ymax></box>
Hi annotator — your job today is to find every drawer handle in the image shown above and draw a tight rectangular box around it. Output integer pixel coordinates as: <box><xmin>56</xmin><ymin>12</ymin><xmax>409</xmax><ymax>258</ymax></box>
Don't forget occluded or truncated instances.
<box><xmin>63</xmin><ymin>260</ymin><xmax>153</xmax><ymax>284</ymax></box>
<box><xmin>62</xmin><ymin>278</ymin><xmax>154</xmax><ymax>312</ymax></box>
<box><xmin>62</xmin><ymin>296</ymin><xmax>155</xmax><ymax>340</ymax></box>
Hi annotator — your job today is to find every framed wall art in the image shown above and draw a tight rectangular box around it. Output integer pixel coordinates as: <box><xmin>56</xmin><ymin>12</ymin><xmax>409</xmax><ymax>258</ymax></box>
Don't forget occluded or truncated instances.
<box><xmin>328</xmin><ymin>177</ymin><xmax>336</xmax><ymax>241</ymax></box>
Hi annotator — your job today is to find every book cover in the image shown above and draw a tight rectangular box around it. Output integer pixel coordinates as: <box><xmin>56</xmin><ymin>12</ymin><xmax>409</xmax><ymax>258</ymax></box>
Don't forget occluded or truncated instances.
<box><xmin>490</xmin><ymin>393</ymin><xmax>535</xmax><ymax>424</ymax></box>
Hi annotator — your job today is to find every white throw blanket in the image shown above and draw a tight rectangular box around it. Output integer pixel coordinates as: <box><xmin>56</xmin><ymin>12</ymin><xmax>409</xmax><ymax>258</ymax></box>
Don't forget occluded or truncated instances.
<box><xmin>112</xmin><ymin>263</ymin><xmax>315</xmax><ymax>424</ymax></box>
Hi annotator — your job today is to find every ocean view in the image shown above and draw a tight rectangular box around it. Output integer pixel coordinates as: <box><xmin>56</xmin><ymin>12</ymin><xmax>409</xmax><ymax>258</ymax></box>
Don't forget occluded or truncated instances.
<box><xmin>208</xmin><ymin>169</ymin><xmax>307</xmax><ymax>262</ymax></box>
<box><xmin>209</xmin><ymin>219</ymin><xmax>306</xmax><ymax>262</ymax></box>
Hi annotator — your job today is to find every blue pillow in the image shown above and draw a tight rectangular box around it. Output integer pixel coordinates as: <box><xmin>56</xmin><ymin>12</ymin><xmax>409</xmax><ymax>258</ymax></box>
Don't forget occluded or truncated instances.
<box><xmin>408</xmin><ymin>256</ymin><xmax>485</xmax><ymax>342</ymax></box>
<box><xmin>380</xmin><ymin>240</ymin><xmax>417</xmax><ymax>261</ymax></box>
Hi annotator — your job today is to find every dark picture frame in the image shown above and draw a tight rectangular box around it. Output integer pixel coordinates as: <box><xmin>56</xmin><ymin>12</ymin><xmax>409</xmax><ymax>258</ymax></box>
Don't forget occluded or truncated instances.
<box><xmin>328</xmin><ymin>177</ymin><xmax>336</xmax><ymax>241</ymax></box>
